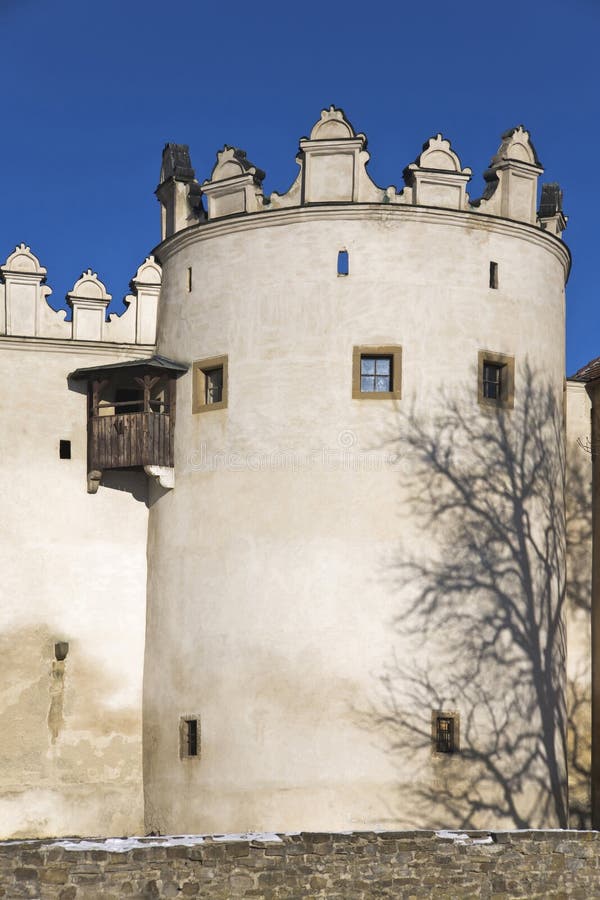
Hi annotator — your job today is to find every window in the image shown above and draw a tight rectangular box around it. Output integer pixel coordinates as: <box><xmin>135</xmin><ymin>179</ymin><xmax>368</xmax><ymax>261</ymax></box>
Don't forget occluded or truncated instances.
<box><xmin>205</xmin><ymin>367</ymin><xmax>223</xmax><ymax>405</ymax></box>
<box><xmin>59</xmin><ymin>440</ymin><xmax>71</xmax><ymax>460</ymax></box>
<box><xmin>478</xmin><ymin>351</ymin><xmax>514</xmax><ymax>409</ymax></box>
<box><xmin>432</xmin><ymin>710</ymin><xmax>459</xmax><ymax>754</ymax></box>
<box><xmin>482</xmin><ymin>362</ymin><xmax>502</xmax><ymax>400</ymax></box>
<box><xmin>180</xmin><ymin>716</ymin><xmax>200</xmax><ymax>759</ymax></box>
<box><xmin>337</xmin><ymin>249</ymin><xmax>349</xmax><ymax>276</ymax></box>
<box><xmin>192</xmin><ymin>355</ymin><xmax>228</xmax><ymax>413</ymax></box>
<box><xmin>352</xmin><ymin>346</ymin><xmax>402</xmax><ymax>400</ymax></box>
<box><xmin>489</xmin><ymin>261</ymin><xmax>499</xmax><ymax>289</ymax></box>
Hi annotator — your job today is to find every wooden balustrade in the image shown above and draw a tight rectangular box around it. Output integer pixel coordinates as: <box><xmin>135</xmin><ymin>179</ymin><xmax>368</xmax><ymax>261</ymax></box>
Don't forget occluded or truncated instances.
<box><xmin>88</xmin><ymin>411</ymin><xmax>173</xmax><ymax>470</ymax></box>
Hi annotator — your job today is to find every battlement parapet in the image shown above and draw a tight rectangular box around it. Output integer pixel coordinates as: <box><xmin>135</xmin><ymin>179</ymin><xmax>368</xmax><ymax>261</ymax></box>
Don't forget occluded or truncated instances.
<box><xmin>157</xmin><ymin>106</ymin><xmax>567</xmax><ymax>240</ymax></box>
<box><xmin>0</xmin><ymin>245</ymin><xmax>160</xmax><ymax>345</ymax></box>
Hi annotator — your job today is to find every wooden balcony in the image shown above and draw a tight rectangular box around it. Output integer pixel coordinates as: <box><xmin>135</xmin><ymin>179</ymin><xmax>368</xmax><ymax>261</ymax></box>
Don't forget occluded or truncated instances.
<box><xmin>88</xmin><ymin>410</ymin><xmax>173</xmax><ymax>471</ymax></box>
<box><xmin>69</xmin><ymin>354</ymin><xmax>188</xmax><ymax>493</ymax></box>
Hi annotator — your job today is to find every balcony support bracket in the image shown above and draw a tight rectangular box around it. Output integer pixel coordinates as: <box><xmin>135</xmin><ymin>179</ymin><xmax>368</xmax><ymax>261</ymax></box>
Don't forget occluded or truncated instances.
<box><xmin>87</xmin><ymin>470</ymin><xmax>102</xmax><ymax>494</ymax></box>
<box><xmin>144</xmin><ymin>465</ymin><xmax>175</xmax><ymax>490</ymax></box>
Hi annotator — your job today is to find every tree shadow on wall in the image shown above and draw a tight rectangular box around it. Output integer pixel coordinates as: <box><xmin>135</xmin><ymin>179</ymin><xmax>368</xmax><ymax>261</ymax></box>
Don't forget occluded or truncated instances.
<box><xmin>565</xmin><ymin>443</ymin><xmax>593</xmax><ymax>828</ymax></box>
<box><xmin>367</xmin><ymin>371</ymin><xmax>591</xmax><ymax>829</ymax></box>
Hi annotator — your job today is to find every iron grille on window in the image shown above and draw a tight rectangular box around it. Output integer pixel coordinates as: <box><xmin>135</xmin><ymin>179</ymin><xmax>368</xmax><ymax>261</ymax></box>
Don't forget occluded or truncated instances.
<box><xmin>482</xmin><ymin>362</ymin><xmax>503</xmax><ymax>400</ymax></box>
<box><xmin>360</xmin><ymin>355</ymin><xmax>392</xmax><ymax>393</ymax></box>
<box><xmin>435</xmin><ymin>716</ymin><xmax>455</xmax><ymax>753</ymax></box>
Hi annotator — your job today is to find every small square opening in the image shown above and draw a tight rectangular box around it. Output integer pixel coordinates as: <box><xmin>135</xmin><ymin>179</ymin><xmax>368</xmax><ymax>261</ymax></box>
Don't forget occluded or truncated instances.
<box><xmin>352</xmin><ymin>346</ymin><xmax>402</xmax><ymax>400</ymax></box>
<box><xmin>59</xmin><ymin>440</ymin><xmax>71</xmax><ymax>460</ymax></box>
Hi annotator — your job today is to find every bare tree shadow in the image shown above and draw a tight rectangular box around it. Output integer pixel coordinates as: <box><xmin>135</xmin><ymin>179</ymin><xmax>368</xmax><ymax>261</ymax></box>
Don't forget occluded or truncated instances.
<box><xmin>565</xmin><ymin>443</ymin><xmax>592</xmax><ymax>827</ymax></box>
<box><xmin>366</xmin><ymin>369</ymin><xmax>591</xmax><ymax>829</ymax></box>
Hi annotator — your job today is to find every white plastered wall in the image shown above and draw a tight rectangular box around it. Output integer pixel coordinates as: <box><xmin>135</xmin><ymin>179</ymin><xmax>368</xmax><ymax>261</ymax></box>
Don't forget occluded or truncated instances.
<box><xmin>0</xmin><ymin>338</ymin><xmax>150</xmax><ymax>838</ymax></box>
<box><xmin>144</xmin><ymin>205</ymin><xmax>570</xmax><ymax>833</ymax></box>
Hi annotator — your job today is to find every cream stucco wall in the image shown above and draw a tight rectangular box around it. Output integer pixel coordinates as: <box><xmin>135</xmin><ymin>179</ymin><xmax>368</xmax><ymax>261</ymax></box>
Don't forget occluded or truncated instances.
<box><xmin>565</xmin><ymin>379</ymin><xmax>593</xmax><ymax>824</ymax></box>
<box><xmin>144</xmin><ymin>204</ymin><xmax>570</xmax><ymax>833</ymax></box>
<box><xmin>0</xmin><ymin>337</ymin><xmax>150</xmax><ymax>838</ymax></box>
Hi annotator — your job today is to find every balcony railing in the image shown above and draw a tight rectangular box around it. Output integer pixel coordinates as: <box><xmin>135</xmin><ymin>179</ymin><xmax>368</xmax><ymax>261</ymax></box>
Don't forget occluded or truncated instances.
<box><xmin>88</xmin><ymin>411</ymin><xmax>173</xmax><ymax>471</ymax></box>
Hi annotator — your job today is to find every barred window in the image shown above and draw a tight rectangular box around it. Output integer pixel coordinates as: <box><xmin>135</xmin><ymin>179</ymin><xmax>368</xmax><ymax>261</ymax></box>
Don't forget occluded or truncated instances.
<box><xmin>482</xmin><ymin>362</ymin><xmax>503</xmax><ymax>401</ymax></box>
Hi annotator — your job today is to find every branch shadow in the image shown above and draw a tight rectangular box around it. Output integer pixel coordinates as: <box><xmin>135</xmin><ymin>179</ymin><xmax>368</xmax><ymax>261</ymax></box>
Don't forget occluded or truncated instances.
<box><xmin>365</xmin><ymin>368</ymin><xmax>591</xmax><ymax>828</ymax></box>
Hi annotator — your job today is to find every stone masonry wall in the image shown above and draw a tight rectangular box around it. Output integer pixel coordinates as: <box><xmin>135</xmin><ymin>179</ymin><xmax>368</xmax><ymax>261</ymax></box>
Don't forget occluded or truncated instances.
<box><xmin>1</xmin><ymin>830</ymin><xmax>599</xmax><ymax>899</ymax></box>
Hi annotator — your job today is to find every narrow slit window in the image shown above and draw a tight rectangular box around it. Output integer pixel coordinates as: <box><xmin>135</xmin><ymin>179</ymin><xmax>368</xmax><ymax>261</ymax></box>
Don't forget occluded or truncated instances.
<box><xmin>489</xmin><ymin>261</ymin><xmax>499</xmax><ymax>289</ymax></box>
<box><xmin>185</xmin><ymin>719</ymin><xmax>198</xmax><ymax>756</ymax></box>
<box><xmin>180</xmin><ymin>715</ymin><xmax>201</xmax><ymax>759</ymax></box>
<box><xmin>187</xmin><ymin>267</ymin><xmax>193</xmax><ymax>292</ymax></box>
<box><xmin>337</xmin><ymin>249</ymin><xmax>349</xmax><ymax>276</ymax></box>
<box><xmin>59</xmin><ymin>440</ymin><xmax>71</xmax><ymax>460</ymax></box>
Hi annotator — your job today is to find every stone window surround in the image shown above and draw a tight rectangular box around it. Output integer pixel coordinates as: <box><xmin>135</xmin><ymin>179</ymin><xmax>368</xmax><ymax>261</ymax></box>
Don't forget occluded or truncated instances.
<box><xmin>192</xmin><ymin>355</ymin><xmax>228</xmax><ymax>413</ymax></box>
<box><xmin>478</xmin><ymin>350</ymin><xmax>515</xmax><ymax>410</ymax></box>
<box><xmin>352</xmin><ymin>345</ymin><xmax>402</xmax><ymax>400</ymax></box>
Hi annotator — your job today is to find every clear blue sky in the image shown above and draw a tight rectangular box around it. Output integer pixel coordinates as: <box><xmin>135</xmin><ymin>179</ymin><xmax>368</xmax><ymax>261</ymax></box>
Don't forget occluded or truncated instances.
<box><xmin>0</xmin><ymin>0</ymin><xmax>597</xmax><ymax>374</ymax></box>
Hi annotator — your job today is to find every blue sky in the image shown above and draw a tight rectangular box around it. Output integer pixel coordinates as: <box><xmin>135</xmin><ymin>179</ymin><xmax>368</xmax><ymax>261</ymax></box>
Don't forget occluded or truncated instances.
<box><xmin>0</xmin><ymin>0</ymin><xmax>597</xmax><ymax>373</ymax></box>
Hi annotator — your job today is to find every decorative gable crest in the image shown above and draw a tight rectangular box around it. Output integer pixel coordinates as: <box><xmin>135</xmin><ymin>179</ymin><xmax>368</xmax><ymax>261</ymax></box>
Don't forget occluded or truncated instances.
<box><xmin>0</xmin><ymin>243</ymin><xmax>65</xmax><ymax>337</ymax></box>
<box><xmin>493</xmin><ymin>126</ymin><xmax>541</xmax><ymax>167</ymax></box>
<box><xmin>297</xmin><ymin>106</ymin><xmax>383</xmax><ymax>204</ymax></box>
<box><xmin>67</xmin><ymin>270</ymin><xmax>112</xmax><ymax>341</ymax></box>
<box><xmin>473</xmin><ymin>125</ymin><xmax>543</xmax><ymax>223</ymax></box>
<box><xmin>308</xmin><ymin>106</ymin><xmax>358</xmax><ymax>141</ymax></box>
<box><xmin>403</xmin><ymin>135</ymin><xmax>471</xmax><ymax>209</ymax></box>
<box><xmin>2</xmin><ymin>243</ymin><xmax>46</xmax><ymax>275</ymax></box>
<box><xmin>112</xmin><ymin>256</ymin><xmax>161</xmax><ymax>345</ymax></box>
<box><xmin>201</xmin><ymin>146</ymin><xmax>266</xmax><ymax>219</ymax></box>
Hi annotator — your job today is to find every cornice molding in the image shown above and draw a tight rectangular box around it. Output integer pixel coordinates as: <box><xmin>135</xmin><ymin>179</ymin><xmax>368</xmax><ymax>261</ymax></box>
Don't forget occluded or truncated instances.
<box><xmin>0</xmin><ymin>335</ymin><xmax>155</xmax><ymax>356</ymax></box>
<box><xmin>155</xmin><ymin>203</ymin><xmax>571</xmax><ymax>280</ymax></box>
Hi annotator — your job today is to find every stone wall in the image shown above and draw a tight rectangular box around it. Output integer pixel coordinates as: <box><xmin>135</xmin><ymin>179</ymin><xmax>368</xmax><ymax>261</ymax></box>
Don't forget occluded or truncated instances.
<box><xmin>1</xmin><ymin>830</ymin><xmax>599</xmax><ymax>899</ymax></box>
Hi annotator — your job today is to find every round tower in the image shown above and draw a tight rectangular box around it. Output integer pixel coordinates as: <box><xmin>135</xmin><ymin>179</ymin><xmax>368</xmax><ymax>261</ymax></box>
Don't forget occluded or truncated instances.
<box><xmin>144</xmin><ymin>108</ymin><xmax>570</xmax><ymax>833</ymax></box>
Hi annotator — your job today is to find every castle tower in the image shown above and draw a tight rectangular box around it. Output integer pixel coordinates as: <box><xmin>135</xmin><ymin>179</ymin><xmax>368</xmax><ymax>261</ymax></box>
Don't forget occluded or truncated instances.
<box><xmin>144</xmin><ymin>109</ymin><xmax>570</xmax><ymax>833</ymax></box>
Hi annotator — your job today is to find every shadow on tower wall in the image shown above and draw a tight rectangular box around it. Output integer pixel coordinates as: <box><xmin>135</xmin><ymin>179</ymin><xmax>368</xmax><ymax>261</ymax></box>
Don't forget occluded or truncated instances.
<box><xmin>365</xmin><ymin>370</ymin><xmax>591</xmax><ymax>829</ymax></box>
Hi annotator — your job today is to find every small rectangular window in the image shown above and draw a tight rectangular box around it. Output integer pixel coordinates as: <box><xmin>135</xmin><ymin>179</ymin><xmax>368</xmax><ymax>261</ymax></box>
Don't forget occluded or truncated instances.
<box><xmin>482</xmin><ymin>362</ymin><xmax>502</xmax><ymax>400</ymax></box>
<box><xmin>180</xmin><ymin>716</ymin><xmax>200</xmax><ymax>759</ymax></box>
<box><xmin>436</xmin><ymin>716</ymin><xmax>454</xmax><ymax>753</ymax></box>
<box><xmin>192</xmin><ymin>355</ymin><xmax>228</xmax><ymax>413</ymax></box>
<box><xmin>489</xmin><ymin>261</ymin><xmax>499</xmax><ymax>289</ymax></box>
<box><xmin>59</xmin><ymin>440</ymin><xmax>71</xmax><ymax>459</ymax></box>
<box><xmin>205</xmin><ymin>367</ymin><xmax>223</xmax><ymax>405</ymax></box>
<box><xmin>337</xmin><ymin>249</ymin><xmax>349</xmax><ymax>276</ymax></box>
<box><xmin>432</xmin><ymin>710</ymin><xmax>459</xmax><ymax>754</ymax></box>
<box><xmin>478</xmin><ymin>351</ymin><xmax>514</xmax><ymax>409</ymax></box>
<box><xmin>187</xmin><ymin>267</ymin><xmax>193</xmax><ymax>292</ymax></box>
